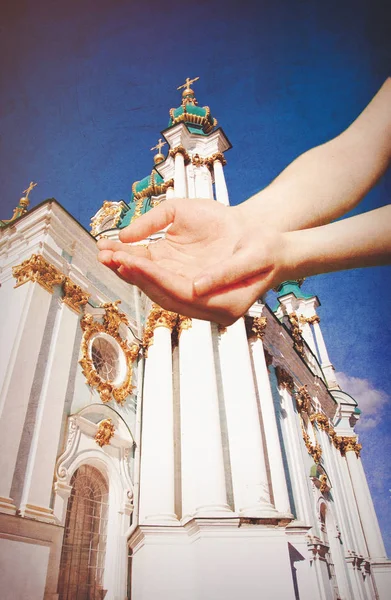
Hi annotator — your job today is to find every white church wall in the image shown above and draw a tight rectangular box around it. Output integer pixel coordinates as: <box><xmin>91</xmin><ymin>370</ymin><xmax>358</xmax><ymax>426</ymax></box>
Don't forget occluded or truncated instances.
<box><xmin>0</xmin><ymin>537</ymin><xmax>50</xmax><ymax>600</ymax></box>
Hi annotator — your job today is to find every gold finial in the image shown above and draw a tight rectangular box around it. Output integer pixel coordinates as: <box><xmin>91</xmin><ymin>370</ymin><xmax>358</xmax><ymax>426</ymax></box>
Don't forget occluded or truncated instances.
<box><xmin>177</xmin><ymin>76</ymin><xmax>199</xmax><ymax>96</ymax></box>
<box><xmin>22</xmin><ymin>181</ymin><xmax>38</xmax><ymax>199</ymax></box>
<box><xmin>150</xmin><ymin>138</ymin><xmax>167</xmax><ymax>165</ymax></box>
<box><xmin>1</xmin><ymin>181</ymin><xmax>37</xmax><ymax>226</ymax></box>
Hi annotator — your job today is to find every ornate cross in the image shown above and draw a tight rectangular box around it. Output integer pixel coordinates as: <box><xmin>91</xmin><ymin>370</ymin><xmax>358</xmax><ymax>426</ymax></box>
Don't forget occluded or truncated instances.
<box><xmin>177</xmin><ymin>76</ymin><xmax>199</xmax><ymax>92</ymax></box>
<box><xmin>22</xmin><ymin>181</ymin><xmax>37</xmax><ymax>198</ymax></box>
<box><xmin>150</xmin><ymin>139</ymin><xmax>167</xmax><ymax>153</ymax></box>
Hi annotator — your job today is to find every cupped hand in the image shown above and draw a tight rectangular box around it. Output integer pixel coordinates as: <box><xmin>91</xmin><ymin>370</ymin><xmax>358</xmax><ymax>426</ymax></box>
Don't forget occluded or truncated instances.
<box><xmin>97</xmin><ymin>197</ymin><xmax>288</xmax><ymax>325</ymax></box>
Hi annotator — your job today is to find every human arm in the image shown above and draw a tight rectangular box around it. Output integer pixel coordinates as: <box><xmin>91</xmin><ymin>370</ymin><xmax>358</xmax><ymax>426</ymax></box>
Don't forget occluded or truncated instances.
<box><xmin>237</xmin><ymin>77</ymin><xmax>391</xmax><ymax>233</ymax></box>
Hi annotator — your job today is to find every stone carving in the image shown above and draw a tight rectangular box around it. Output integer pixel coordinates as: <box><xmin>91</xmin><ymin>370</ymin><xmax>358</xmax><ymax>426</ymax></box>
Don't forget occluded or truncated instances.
<box><xmin>295</xmin><ymin>385</ymin><xmax>312</xmax><ymax>414</ymax></box>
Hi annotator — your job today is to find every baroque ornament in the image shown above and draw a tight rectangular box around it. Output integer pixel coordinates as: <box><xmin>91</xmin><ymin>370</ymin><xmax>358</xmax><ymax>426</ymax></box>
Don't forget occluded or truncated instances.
<box><xmin>12</xmin><ymin>254</ymin><xmax>64</xmax><ymax>293</ymax></box>
<box><xmin>169</xmin><ymin>145</ymin><xmax>191</xmax><ymax>165</ymax></box>
<box><xmin>90</xmin><ymin>201</ymin><xmax>123</xmax><ymax>237</ymax></box>
<box><xmin>295</xmin><ymin>385</ymin><xmax>313</xmax><ymax>414</ymax></box>
<box><xmin>79</xmin><ymin>301</ymin><xmax>139</xmax><ymax>405</ymax></box>
<box><xmin>95</xmin><ymin>419</ymin><xmax>115</xmax><ymax>447</ymax></box>
<box><xmin>245</xmin><ymin>315</ymin><xmax>267</xmax><ymax>340</ymax></box>
<box><xmin>310</xmin><ymin>412</ymin><xmax>330</xmax><ymax>433</ymax></box>
<box><xmin>143</xmin><ymin>304</ymin><xmax>192</xmax><ymax>352</ymax></box>
<box><xmin>275</xmin><ymin>365</ymin><xmax>295</xmax><ymax>393</ymax></box>
<box><xmin>62</xmin><ymin>278</ymin><xmax>90</xmax><ymax>313</ymax></box>
<box><xmin>301</xmin><ymin>421</ymin><xmax>323</xmax><ymax>464</ymax></box>
<box><xmin>288</xmin><ymin>312</ymin><xmax>305</xmax><ymax>358</ymax></box>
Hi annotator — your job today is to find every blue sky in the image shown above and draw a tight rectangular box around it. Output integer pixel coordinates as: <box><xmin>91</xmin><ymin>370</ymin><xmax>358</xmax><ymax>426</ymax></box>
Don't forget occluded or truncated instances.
<box><xmin>1</xmin><ymin>0</ymin><xmax>390</xmax><ymax>553</ymax></box>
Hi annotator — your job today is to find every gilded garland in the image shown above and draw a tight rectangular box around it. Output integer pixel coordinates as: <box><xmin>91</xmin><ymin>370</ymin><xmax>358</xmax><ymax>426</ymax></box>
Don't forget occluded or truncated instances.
<box><xmin>79</xmin><ymin>301</ymin><xmax>139</xmax><ymax>405</ymax></box>
<box><xmin>245</xmin><ymin>315</ymin><xmax>267</xmax><ymax>340</ymax></box>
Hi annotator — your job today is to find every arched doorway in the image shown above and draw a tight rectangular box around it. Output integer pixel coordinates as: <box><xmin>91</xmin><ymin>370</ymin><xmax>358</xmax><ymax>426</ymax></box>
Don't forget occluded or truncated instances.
<box><xmin>58</xmin><ymin>464</ymin><xmax>109</xmax><ymax>599</ymax></box>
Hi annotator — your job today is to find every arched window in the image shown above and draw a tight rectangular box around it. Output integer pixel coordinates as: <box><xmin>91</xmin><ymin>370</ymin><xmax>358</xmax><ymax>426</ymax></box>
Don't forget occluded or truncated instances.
<box><xmin>58</xmin><ymin>464</ymin><xmax>109</xmax><ymax>599</ymax></box>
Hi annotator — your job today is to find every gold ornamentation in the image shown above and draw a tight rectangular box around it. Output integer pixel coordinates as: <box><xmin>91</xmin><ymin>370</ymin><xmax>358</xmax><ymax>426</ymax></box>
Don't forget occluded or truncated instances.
<box><xmin>192</xmin><ymin>153</ymin><xmax>205</xmax><ymax>167</ymax></box>
<box><xmin>79</xmin><ymin>302</ymin><xmax>139</xmax><ymax>405</ymax></box>
<box><xmin>12</xmin><ymin>254</ymin><xmax>64</xmax><ymax>292</ymax></box>
<box><xmin>295</xmin><ymin>385</ymin><xmax>312</xmax><ymax>414</ymax></box>
<box><xmin>172</xmin><ymin>314</ymin><xmax>193</xmax><ymax>348</ymax></box>
<box><xmin>319</xmin><ymin>474</ymin><xmax>328</xmax><ymax>493</ymax></box>
<box><xmin>142</xmin><ymin>304</ymin><xmax>180</xmax><ymax>354</ymax></box>
<box><xmin>245</xmin><ymin>315</ymin><xmax>267</xmax><ymax>340</ymax></box>
<box><xmin>310</xmin><ymin>412</ymin><xmax>330</xmax><ymax>433</ymax></box>
<box><xmin>150</xmin><ymin>138</ymin><xmax>167</xmax><ymax>165</ymax></box>
<box><xmin>288</xmin><ymin>312</ymin><xmax>305</xmax><ymax>358</ymax></box>
<box><xmin>95</xmin><ymin>419</ymin><xmax>115</xmax><ymax>447</ymax></box>
<box><xmin>62</xmin><ymin>278</ymin><xmax>90</xmax><ymax>313</ymax></box>
<box><xmin>275</xmin><ymin>365</ymin><xmax>295</xmax><ymax>393</ymax></box>
<box><xmin>90</xmin><ymin>201</ymin><xmax>123</xmax><ymax>237</ymax></box>
<box><xmin>205</xmin><ymin>152</ymin><xmax>227</xmax><ymax>169</ymax></box>
<box><xmin>169</xmin><ymin>145</ymin><xmax>191</xmax><ymax>165</ymax></box>
<box><xmin>332</xmin><ymin>435</ymin><xmax>362</xmax><ymax>457</ymax></box>
<box><xmin>301</xmin><ymin>421</ymin><xmax>322</xmax><ymax>464</ymax></box>
<box><xmin>177</xmin><ymin>76</ymin><xmax>200</xmax><ymax>95</ymax></box>
<box><xmin>299</xmin><ymin>314</ymin><xmax>320</xmax><ymax>326</ymax></box>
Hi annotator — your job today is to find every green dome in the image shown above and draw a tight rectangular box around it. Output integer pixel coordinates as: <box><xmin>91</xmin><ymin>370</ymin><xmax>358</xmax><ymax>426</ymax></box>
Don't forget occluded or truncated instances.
<box><xmin>118</xmin><ymin>169</ymin><xmax>168</xmax><ymax>229</ymax></box>
<box><xmin>168</xmin><ymin>91</ymin><xmax>217</xmax><ymax>135</ymax></box>
<box><xmin>276</xmin><ymin>280</ymin><xmax>314</xmax><ymax>300</ymax></box>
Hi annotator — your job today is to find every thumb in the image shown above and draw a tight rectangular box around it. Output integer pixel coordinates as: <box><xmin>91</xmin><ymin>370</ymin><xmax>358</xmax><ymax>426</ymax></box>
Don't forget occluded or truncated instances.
<box><xmin>119</xmin><ymin>199</ymin><xmax>176</xmax><ymax>242</ymax></box>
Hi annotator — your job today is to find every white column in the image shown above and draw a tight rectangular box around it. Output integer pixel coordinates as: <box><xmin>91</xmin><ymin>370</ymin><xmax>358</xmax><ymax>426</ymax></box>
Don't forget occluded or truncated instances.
<box><xmin>300</xmin><ymin>320</ymin><xmax>317</xmax><ymax>355</ymax></box>
<box><xmin>166</xmin><ymin>185</ymin><xmax>175</xmax><ymax>199</ymax></box>
<box><xmin>279</xmin><ymin>385</ymin><xmax>313</xmax><ymax>524</ymax></box>
<box><xmin>213</xmin><ymin>159</ymin><xmax>230</xmax><ymax>206</ymax></box>
<box><xmin>139</xmin><ymin>323</ymin><xmax>178</xmax><ymax>523</ymax></box>
<box><xmin>249</xmin><ymin>338</ymin><xmax>292</xmax><ymax>516</ymax></box>
<box><xmin>18</xmin><ymin>300</ymin><xmax>80</xmax><ymax>522</ymax></box>
<box><xmin>218</xmin><ymin>320</ymin><xmax>277</xmax><ymax>517</ymax></box>
<box><xmin>174</xmin><ymin>152</ymin><xmax>187</xmax><ymax>198</ymax></box>
<box><xmin>179</xmin><ymin>319</ymin><xmax>231</xmax><ymax>518</ymax></box>
<box><xmin>346</xmin><ymin>449</ymin><xmax>386</xmax><ymax>559</ymax></box>
<box><xmin>312</xmin><ymin>320</ymin><xmax>339</xmax><ymax>388</ymax></box>
<box><xmin>0</xmin><ymin>281</ymin><xmax>52</xmax><ymax>514</ymax></box>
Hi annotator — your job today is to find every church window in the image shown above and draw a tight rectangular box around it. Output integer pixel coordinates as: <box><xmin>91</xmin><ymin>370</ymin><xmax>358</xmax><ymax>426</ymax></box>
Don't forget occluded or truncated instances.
<box><xmin>91</xmin><ymin>334</ymin><xmax>124</xmax><ymax>383</ymax></box>
<box><xmin>58</xmin><ymin>465</ymin><xmax>109</xmax><ymax>600</ymax></box>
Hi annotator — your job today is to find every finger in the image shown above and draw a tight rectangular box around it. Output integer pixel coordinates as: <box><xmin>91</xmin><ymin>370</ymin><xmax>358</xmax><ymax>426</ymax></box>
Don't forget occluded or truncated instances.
<box><xmin>119</xmin><ymin>200</ymin><xmax>176</xmax><ymax>243</ymax></box>
<box><xmin>111</xmin><ymin>251</ymin><xmax>194</xmax><ymax>300</ymax></box>
<box><xmin>97</xmin><ymin>238</ymin><xmax>151</xmax><ymax>258</ymax></box>
<box><xmin>193</xmin><ymin>250</ymin><xmax>272</xmax><ymax>296</ymax></box>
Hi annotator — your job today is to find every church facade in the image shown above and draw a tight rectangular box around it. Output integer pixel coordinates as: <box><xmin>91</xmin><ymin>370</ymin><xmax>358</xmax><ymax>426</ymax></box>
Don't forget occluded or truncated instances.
<box><xmin>0</xmin><ymin>81</ymin><xmax>390</xmax><ymax>599</ymax></box>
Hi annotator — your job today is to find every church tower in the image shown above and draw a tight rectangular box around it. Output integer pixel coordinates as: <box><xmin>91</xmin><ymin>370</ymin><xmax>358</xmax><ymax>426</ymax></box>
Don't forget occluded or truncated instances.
<box><xmin>0</xmin><ymin>80</ymin><xmax>390</xmax><ymax>600</ymax></box>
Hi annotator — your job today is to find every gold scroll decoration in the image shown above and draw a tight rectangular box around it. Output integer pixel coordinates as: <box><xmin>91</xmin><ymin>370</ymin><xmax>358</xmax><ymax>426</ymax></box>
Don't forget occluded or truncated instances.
<box><xmin>79</xmin><ymin>301</ymin><xmax>139</xmax><ymax>405</ymax></box>
<box><xmin>90</xmin><ymin>201</ymin><xmax>123</xmax><ymax>237</ymax></box>
<box><xmin>169</xmin><ymin>146</ymin><xmax>191</xmax><ymax>165</ymax></box>
<box><xmin>95</xmin><ymin>419</ymin><xmax>115</xmax><ymax>447</ymax></box>
<box><xmin>288</xmin><ymin>312</ymin><xmax>305</xmax><ymax>358</ymax></box>
<box><xmin>62</xmin><ymin>278</ymin><xmax>90</xmax><ymax>313</ymax></box>
<box><xmin>12</xmin><ymin>254</ymin><xmax>64</xmax><ymax>293</ymax></box>
<box><xmin>295</xmin><ymin>385</ymin><xmax>313</xmax><ymax>414</ymax></box>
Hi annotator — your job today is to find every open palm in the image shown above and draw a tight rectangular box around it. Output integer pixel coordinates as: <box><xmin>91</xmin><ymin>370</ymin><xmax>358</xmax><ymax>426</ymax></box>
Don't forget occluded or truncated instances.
<box><xmin>97</xmin><ymin>197</ymin><xmax>284</xmax><ymax>324</ymax></box>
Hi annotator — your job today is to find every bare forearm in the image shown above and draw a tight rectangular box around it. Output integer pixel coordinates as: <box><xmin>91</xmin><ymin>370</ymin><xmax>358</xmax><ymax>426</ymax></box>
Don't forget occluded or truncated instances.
<box><xmin>236</xmin><ymin>78</ymin><xmax>391</xmax><ymax>232</ymax></box>
<box><xmin>281</xmin><ymin>205</ymin><xmax>391</xmax><ymax>280</ymax></box>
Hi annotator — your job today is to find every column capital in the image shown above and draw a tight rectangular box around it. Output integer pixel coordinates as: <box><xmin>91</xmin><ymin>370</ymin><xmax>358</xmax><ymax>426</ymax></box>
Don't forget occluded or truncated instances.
<box><xmin>245</xmin><ymin>315</ymin><xmax>267</xmax><ymax>340</ymax></box>
<box><xmin>333</xmin><ymin>435</ymin><xmax>362</xmax><ymax>457</ymax></box>
<box><xmin>143</xmin><ymin>304</ymin><xmax>179</xmax><ymax>351</ymax></box>
<box><xmin>205</xmin><ymin>151</ymin><xmax>227</xmax><ymax>168</ymax></box>
<box><xmin>169</xmin><ymin>145</ymin><xmax>191</xmax><ymax>165</ymax></box>
<box><xmin>275</xmin><ymin>365</ymin><xmax>295</xmax><ymax>394</ymax></box>
<box><xmin>12</xmin><ymin>253</ymin><xmax>64</xmax><ymax>292</ymax></box>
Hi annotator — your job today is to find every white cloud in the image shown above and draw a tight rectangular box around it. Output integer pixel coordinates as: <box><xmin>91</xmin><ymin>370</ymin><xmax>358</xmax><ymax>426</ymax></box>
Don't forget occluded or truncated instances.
<box><xmin>335</xmin><ymin>372</ymin><xmax>389</xmax><ymax>430</ymax></box>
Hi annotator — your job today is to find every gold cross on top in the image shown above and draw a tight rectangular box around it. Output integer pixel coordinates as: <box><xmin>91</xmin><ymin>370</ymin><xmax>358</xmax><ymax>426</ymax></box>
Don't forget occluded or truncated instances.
<box><xmin>150</xmin><ymin>139</ymin><xmax>167</xmax><ymax>153</ymax></box>
<box><xmin>22</xmin><ymin>181</ymin><xmax>37</xmax><ymax>198</ymax></box>
<box><xmin>177</xmin><ymin>77</ymin><xmax>199</xmax><ymax>92</ymax></box>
